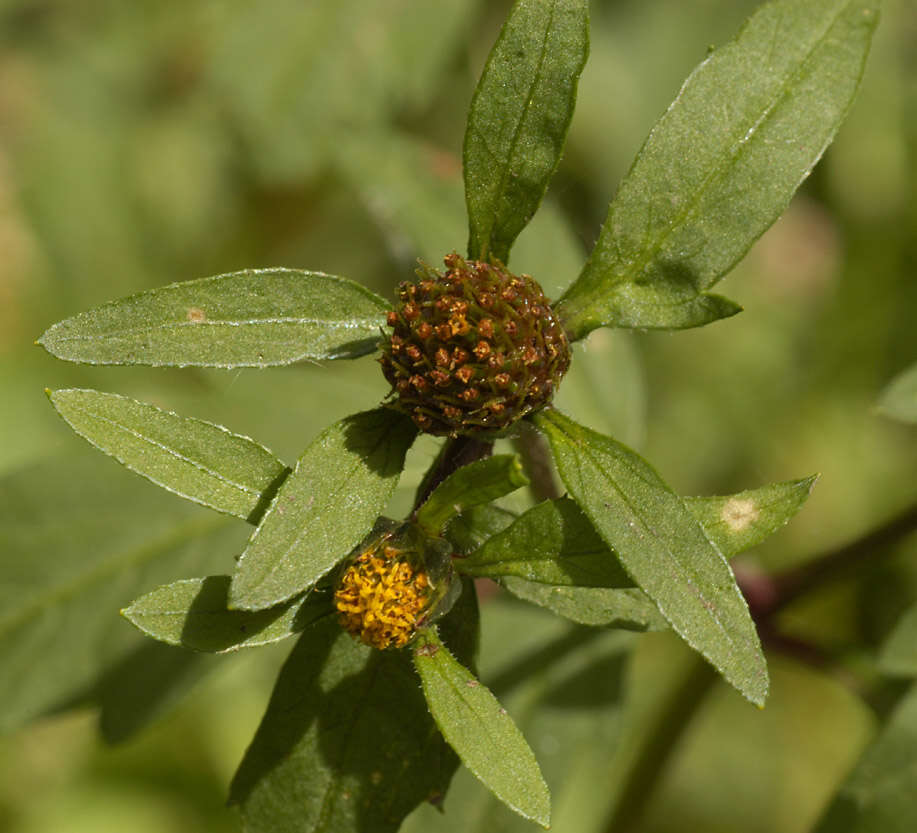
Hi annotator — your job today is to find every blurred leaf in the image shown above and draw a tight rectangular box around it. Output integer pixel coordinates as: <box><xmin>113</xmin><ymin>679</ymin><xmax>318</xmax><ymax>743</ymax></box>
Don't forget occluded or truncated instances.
<box><xmin>556</xmin><ymin>0</ymin><xmax>879</xmax><ymax>337</ymax></box>
<box><xmin>502</xmin><ymin>578</ymin><xmax>668</xmax><ymax>631</ymax></box>
<box><xmin>94</xmin><ymin>641</ymin><xmax>220</xmax><ymax>744</ymax></box>
<box><xmin>878</xmin><ymin>602</ymin><xmax>917</xmax><ymax>678</ymax></box>
<box><xmin>464</xmin><ymin>0</ymin><xmax>589</xmax><ymax>263</ymax></box>
<box><xmin>416</xmin><ymin>455</ymin><xmax>529</xmax><ymax>534</ymax></box>
<box><xmin>49</xmin><ymin>388</ymin><xmax>288</xmax><ymax>523</ymax></box>
<box><xmin>533</xmin><ymin>409</ymin><xmax>768</xmax><ymax>704</ymax></box>
<box><xmin>412</xmin><ymin>627</ymin><xmax>551</xmax><ymax>827</ymax></box>
<box><xmin>878</xmin><ymin>363</ymin><xmax>917</xmax><ymax>424</ymax></box>
<box><xmin>209</xmin><ymin>0</ymin><xmax>479</xmax><ymax>182</ymax></box>
<box><xmin>446</xmin><ymin>504</ymin><xmax>518</xmax><ymax>554</ymax></box>
<box><xmin>230</xmin><ymin>409</ymin><xmax>417</xmax><ymax>611</ymax></box>
<box><xmin>122</xmin><ymin>576</ymin><xmax>332</xmax><ymax>653</ymax></box>
<box><xmin>685</xmin><ymin>476</ymin><xmax>817</xmax><ymax>558</ymax></box>
<box><xmin>460</xmin><ymin>497</ymin><xmax>632</xmax><ymax>587</ymax></box>
<box><xmin>230</xmin><ymin>619</ymin><xmax>458</xmax><ymax>833</ymax></box>
<box><xmin>38</xmin><ymin>269</ymin><xmax>389</xmax><ymax>367</ymax></box>
<box><xmin>0</xmin><ymin>454</ymin><xmax>247</xmax><ymax>733</ymax></box>
<box><xmin>814</xmin><ymin>683</ymin><xmax>917</xmax><ymax>833</ymax></box>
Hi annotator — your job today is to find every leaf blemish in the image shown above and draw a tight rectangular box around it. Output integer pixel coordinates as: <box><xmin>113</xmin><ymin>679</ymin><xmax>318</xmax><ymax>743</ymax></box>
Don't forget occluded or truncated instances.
<box><xmin>721</xmin><ymin>497</ymin><xmax>758</xmax><ymax>532</ymax></box>
<box><xmin>187</xmin><ymin>307</ymin><xmax>206</xmax><ymax>323</ymax></box>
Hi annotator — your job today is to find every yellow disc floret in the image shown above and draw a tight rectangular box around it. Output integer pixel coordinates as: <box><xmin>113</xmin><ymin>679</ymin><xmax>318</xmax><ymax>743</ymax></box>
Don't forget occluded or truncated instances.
<box><xmin>335</xmin><ymin>545</ymin><xmax>431</xmax><ymax>650</ymax></box>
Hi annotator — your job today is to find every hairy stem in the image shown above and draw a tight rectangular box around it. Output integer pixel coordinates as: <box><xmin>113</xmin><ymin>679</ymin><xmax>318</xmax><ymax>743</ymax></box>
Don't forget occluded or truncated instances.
<box><xmin>513</xmin><ymin>420</ymin><xmax>561</xmax><ymax>501</ymax></box>
<box><xmin>412</xmin><ymin>435</ymin><xmax>494</xmax><ymax>512</ymax></box>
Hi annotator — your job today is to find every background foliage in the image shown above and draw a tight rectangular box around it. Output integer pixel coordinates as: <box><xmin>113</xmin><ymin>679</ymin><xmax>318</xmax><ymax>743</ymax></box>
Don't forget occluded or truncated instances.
<box><xmin>1</xmin><ymin>0</ymin><xmax>916</xmax><ymax>831</ymax></box>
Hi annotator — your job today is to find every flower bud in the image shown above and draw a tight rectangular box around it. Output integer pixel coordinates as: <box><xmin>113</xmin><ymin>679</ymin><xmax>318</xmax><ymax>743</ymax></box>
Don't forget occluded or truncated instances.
<box><xmin>334</xmin><ymin>520</ymin><xmax>458</xmax><ymax>650</ymax></box>
<box><xmin>380</xmin><ymin>254</ymin><xmax>571</xmax><ymax>436</ymax></box>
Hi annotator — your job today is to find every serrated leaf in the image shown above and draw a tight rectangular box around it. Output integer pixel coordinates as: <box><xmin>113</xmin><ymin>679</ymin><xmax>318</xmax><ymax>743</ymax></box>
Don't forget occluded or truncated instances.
<box><xmin>230</xmin><ymin>408</ymin><xmax>417</xmax><ymax>610</ymax></box>
<box><xmin>49</xmin><ymin>389</ymin><xmax>288</xmax><ymax>523</ymax></box>
<box><xmin>416</xmin><ymin>455</ymin><xmax>529</xmax><ymax>534</ymax></box>
<box><xmin>459</xmin><ymin>497</ymin><xmax>632</xmax><ymax>587</ymax></box>
<box><xmin>230</xmin><ymin>619</ymin><xmax>459</xmax><ymax>833</ymax></box>
<box><xmin>685</xmin><ymin>476</ymin><xmax>818</xmax><ymax>558</ymax></box>
<box><xmin>533</xmin><ymin>409</ymin><xmax>768</xmax><ymax>704</ymax></box>
<box><xmin>123</xmin><ymin>576</ymin><xmax>332</xmax><ymax>653</ymax></box>
<box><xmin>0</xmin><ymin>454</ymin><xmax>247</xmax><ymax>733</ymax></box>
<box><xmin>814</xmin><ymin>682</ymin><xmax>917</xmax><ymax>833</ymax></box>
<box><xmin>556</xmin><ymin>0</ymin><xmax>879</xmax><ymax>337</ymax></box>
<box><xmin>412</xmin><ymin>627</ymin><xmax>551</xmax><ymax>827</ymax></box>
<box><xmin>877</xmin><ymin>363</ymin><xmax>917</xmax><ymax>424</ymax></box>
<box><xmin>464</xmin><ymin>0</ymin><xmax>589</xmax><ymax>263</ymax></box>
<box><xmin>38</xmin><ymin>269</ymin><xmax>389</xmax><ymax>367</ymax></box>
<box><xmin>878</xmin><ymin>603</ymin><xmax>917</xmax><ymax>678</ymax></box>
<box><xmin>502</xmin><ymin>578</ymin><xmax>668</xmax><ymax>631</ymax></box>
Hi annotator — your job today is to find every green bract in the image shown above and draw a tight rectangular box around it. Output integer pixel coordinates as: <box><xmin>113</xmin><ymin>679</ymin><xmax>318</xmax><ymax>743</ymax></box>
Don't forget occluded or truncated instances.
<box><xmin>27</xmin><ymin>0</ymin><xmax>878</xmax><ymax>830</ymax></box>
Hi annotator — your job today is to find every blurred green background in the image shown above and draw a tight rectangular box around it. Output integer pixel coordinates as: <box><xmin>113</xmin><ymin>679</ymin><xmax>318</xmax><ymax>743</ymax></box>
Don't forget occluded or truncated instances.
<box><xmin>1</xmin><ymin>0</ymin><xmax>915</xmax><ymax>831</ymax></box>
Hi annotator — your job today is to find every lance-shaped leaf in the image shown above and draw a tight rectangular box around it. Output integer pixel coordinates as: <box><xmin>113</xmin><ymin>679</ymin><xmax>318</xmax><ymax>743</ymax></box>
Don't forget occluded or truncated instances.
<box><xmin>416</xmin><ymin>454</ymin><xmax>529</xmax><ymax>534</ymax></box>
<box><xmin>49</xmin><ymin>389</ymin><xmax>288</xmax><ymax>523</ymax></box>
<box><xmin>502</xmin><ymin>578</ymin><xmax>668</xmax><ymax>632</ymax></box>
<box><xmin>460</xmin><ymin>497</ymin><xmax>632</xmax><ymax>587</ymax></box>
<box><xmin>123</xmin><ymin>576</ymin><xmax>332</xmax><ymax>653</ymax></box>
<box><xmin>878</xmin><ymin>362</ymin><xmax>917</xmax><ymax>424</ymax></box>
<box><xmin>38</xmin><ymin>269</ymin><xmax>390</xmax><ymax>367</ymax></box>
<box><xmin>230</xmin><ymin>408</ymin><xmax>416</xmax><ymax>610</ymax></box>
<box><xmin>685</xmin><ymin>476</ymin><xmax>818</xmax><ymax>559</ymax></box>
<box><xmin>412</xmin><ymin>627</ymin><xmax>551</xmax><ymax>827</ymax></box>
<box><xmin>533</xmin><ymin>409</ymin><xmax>768</xmax><ymax>705</ymax></box>
<box><xmin>556</xmin><ymin>0</ymin><xmax>879</xmax><ymax>338</ymax></box>
<box><xmin>230</xmin><ymin>619</ymin><xmax>460</xmax><ymax>833</ymax></box>
<box><xmin>464</xmin><ymin>0</ymin><xmax>589</xmax><ymax>264</ymax></box>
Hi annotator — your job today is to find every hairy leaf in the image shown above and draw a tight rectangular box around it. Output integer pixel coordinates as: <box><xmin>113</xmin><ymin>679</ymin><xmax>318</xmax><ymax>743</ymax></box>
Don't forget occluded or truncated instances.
<box><xmin>464</xmin><ymin>0</ymin><xmax>589</xmax><ymax>263</ymax></box>
<box><xmin>556</xmin><ymin>0</ymin><xmax>879</xmax><ymax>337</ymax></box>
<box><xmin>416</xmin><ymin>455</ymin><xmax>529</xmax><ymax>534</ymax></box>
<box><xmin>0</xmin><ymin>454</ymin><xmax>246</xmax><ymax>733</ymax></box>
<box><xmin>38</xmin><ymin>269</ymin><xmax>389</xmax><ymax>367</ymax></box>
<box><xmin>502</xmin><ymin>578</ymin><xmax>668</xmax><ymax>631</ymax></box>
<box><xmin>460</xmin><ymin>497</ymin><xmax>632</xmax><ymax>587</ymax></box>
<box><xmin>230</xmin><ymin>619</ymin><xmax>458</xmax><ymax>833</ymax></box>
<box><xmin>230</xmin><ymin>408</ymin><xmax>416</xmax><ymax>610</ymax></box>
<box><xmin>49</xmin><ymin>388</ymin><xmax>288</xmax><ymax>523</ymax></box>
<box><xmin>412</xmin><ymin>627</ymin><xmax>551</xmax><ymax>827</ymax></box>
<box><xmin>534</xmin><ymin>409</ymin><xmax>768</xmax><ymax>704</ymax></box>
<box><xmin>123</xmin><ymin>576</ymin><xmax>332</xmax><ymax>653</ymax></box>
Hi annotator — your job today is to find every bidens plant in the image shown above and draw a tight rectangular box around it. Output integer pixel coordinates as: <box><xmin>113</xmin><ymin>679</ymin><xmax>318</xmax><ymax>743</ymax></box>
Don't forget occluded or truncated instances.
<box><xmin>37</xmin><ymin>0</ymin><xmax>878</xmax><ymax>830</ymax></box>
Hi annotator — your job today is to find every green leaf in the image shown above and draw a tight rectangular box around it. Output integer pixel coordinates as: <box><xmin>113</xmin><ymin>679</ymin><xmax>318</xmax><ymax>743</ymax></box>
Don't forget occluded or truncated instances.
<box><xmin>464</xmin><ymin>0</ymin><xmax>589</xmax><ymax>263</ymax></box>
<box><xmin>416</xmin><ymin>455</ymin><xmax>529</xmax><ymax>534</ymax></box>
<box><xmin>459</xmin><ymin>497</ymin><xmax>632</xmax><ymax>587</ymax></box>
<box><xmin>230</xmin><ymin>619</ymin><xmax>459</xmax><ymax>833</ymax></box>
<box><xmin>49</xmin><ymin>389</ymin><xmax>289</xmax><ymax>523</ymax></box>
<box><xmin>533</xmin><ymin>409</ymin><xmax>768</xmax><ymax>704</ymax></box>
<box><xmin>230</xmin><ymin>408</ymin><xmax>417</xmax><ymax>610</ymax></box>
<box><xmin>0</xmin><ymin>454</ymin><xmax>247</xmax><ymax>733</ymax></box>
<box><xmin>446</xmin><ymin>504</ymin><xmax>518</xmax><ymax>555</ymax></box>
<box><xmin>502</xmin><ymin>578</ymin><xmax>668</xmax><ymax>631</ymax></box>
<box><xmin>122</xmin><ymin>576</ymin><xmax>332</xmax><ymax>653</ymax></box>
<box><xmin>412</xmin><ymin>627</ymin><xmax>551</xmax><ymax>827</ymax></box>
<box><xmin>878</xmin><ymin>363</ymin><xmax>917</xmax><ymax>424</ymax></box>
<box><xmin>878</xmin><ymin>603</ymin><xmax>917</xmax><ymax>678</ymax></box>
<box><xmin>814</xmin><ymin>682</ymin><xmax>917</xmax><ymax>833</ymax></box>
<box><xmin>38</xmin><ymin>269</ymin><xmax>390</xmax><ymax>367</ymax></box>
<box><xmin>686</xmin><ymin>476</ymin><xmax>818</xmax><ymax>558</ymax></box>
<box><xmin>556</xmin><ymin>0</ymin><xmax>880</xmax><ymax>337</ymax></box>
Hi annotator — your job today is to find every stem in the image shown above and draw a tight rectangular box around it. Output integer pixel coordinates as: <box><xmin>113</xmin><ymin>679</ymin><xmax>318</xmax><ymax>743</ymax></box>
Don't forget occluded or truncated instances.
<box><xmin>412</xmin><ymin>435</ymin><xmax>493</xmax><ymax>513</ymax></box>
<box><xmin>603</xmin><ymin>654</ymin><xmax>717</xmax><ymax>833</ymax></box>
<box><xmin>763</xmin><ymin>502</ymin><xmax>917</xmax><ymax>615</ymax></box>
<box><xmin>513</xmin><ymin>420</ymin><xmax>561</xmax><ymax>502</ymax></box>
